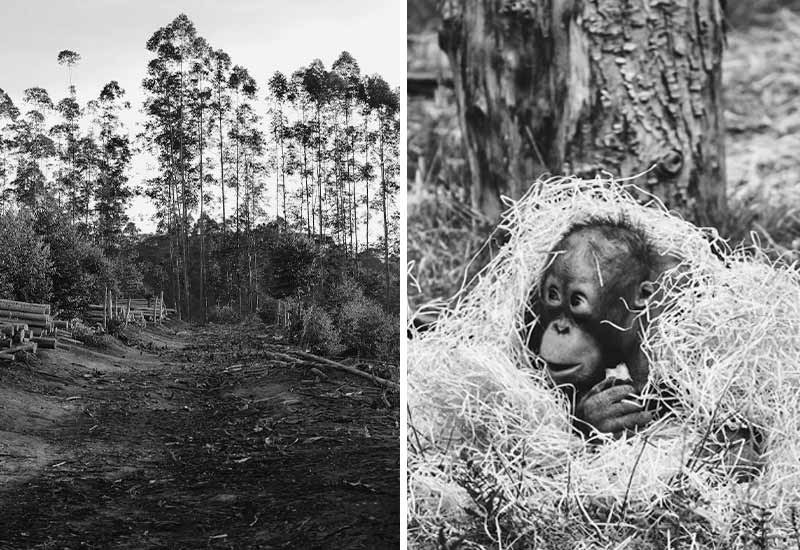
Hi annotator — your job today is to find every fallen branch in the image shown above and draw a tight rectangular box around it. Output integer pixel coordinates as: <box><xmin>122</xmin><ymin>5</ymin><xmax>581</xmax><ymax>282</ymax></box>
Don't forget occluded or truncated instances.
<box><xmin>289</xmin><ymin>350</ymin><xmax>399</xmax><ymax>390</ymax></box>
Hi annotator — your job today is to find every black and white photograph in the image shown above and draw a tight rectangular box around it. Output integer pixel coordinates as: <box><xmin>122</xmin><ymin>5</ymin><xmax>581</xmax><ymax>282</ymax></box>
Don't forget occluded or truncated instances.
<box><xmin>0</xmin><ymin>0</ymin><xmax>401</xmax><ymax>547</ymax></box>
<box><xmin>408</xmin><ymin>0</ymin><xmax>800</xmax><ymax>548</ymax></box>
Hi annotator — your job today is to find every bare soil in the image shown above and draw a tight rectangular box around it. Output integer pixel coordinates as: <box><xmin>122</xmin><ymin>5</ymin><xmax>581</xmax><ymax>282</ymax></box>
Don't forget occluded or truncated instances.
<box><xmin>0</xmin><ymin>321</ymin><xmax>400</xmax><ymax>549</ymax></box>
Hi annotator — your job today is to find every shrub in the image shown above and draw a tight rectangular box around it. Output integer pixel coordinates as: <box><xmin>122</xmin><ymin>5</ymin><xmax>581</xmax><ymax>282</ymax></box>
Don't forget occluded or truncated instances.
<box><xmin>30</xmin><ymin>204</ymin><xmax>118</xmax><ymax>315</ymax></box>
<box><xmin>327</xmin><ymin>276</ymin><xmax>364</xmax><ymax>318</ymax></box>
<box><xmin>0</xmin><ymin>210</ymin><xmax>52</xmax><ymax>302</ymax></box>
<box><xmin>51</xmin><ymin>232</ymin><xmax>112</xmax><ymax>315</ymax></box>
<box><xmin>258</xmin><ymin>296</ymin><xmax>280</xmax><ymax>325</ymax></box>
<box><xmin>338</xmin><ymin>294</ymin><xmax>397</xmax><ymax>359</ymax></box>
<box><xmin>71</xmin><ymin>323</ymin><xmax>113</xmax><ymax>349</ymax></box>
<box><xmin>262</xmin><ymin>233</ymin><xmax>317</xmax><ymax>300</ymax></box>
<box><xmin>300</xmin><ymin>306</ymin><xmax>341</xmax><ymax>355</ymax></box>
<box><xmin>207</xmin><ymin>305</ymin><xmax>240</xmax><ymax>324</ymax></box>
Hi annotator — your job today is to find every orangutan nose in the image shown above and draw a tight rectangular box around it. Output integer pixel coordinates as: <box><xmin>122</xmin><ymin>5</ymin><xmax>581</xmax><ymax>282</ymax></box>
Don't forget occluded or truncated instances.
<box><xmin>553</xmin><ymin>318</ymin><xmax>571</xmax><ymax>335</ymax></box>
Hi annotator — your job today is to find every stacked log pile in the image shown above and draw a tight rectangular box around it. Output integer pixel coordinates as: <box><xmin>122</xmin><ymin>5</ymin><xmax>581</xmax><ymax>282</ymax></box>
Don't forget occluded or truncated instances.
<box><xmin>85</xmin><ymin>291</ymin><xmax>171</xmax><ymax>327</ymax></box>
<box><xmin>0</xmin><ymin>299</ymin><xmax>71</xmax><ymax>359</ymax></box>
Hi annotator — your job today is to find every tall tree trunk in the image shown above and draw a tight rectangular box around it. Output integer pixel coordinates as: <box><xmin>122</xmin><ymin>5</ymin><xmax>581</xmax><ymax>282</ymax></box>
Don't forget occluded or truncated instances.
<box><xmin>275</xmin><ymin>127</ymin><xmax>280</xmax><ymax>222</ymax></box>
<box><xmin>364</xmin><ymin>115</ymin><xmax>370</xmax><ymax>252</ymax></box>
<box><xmin>332</xmin><ymin>108</ymin><xmax>341</xmax><ymax>246</ymax></box>
<box><xmin>235</xmin><ymin>136</ymin><xmax>240</xmax><ymax>236</ymax></box>
<box><xmin>317</xmin><ymin>105</ymin><xmax>323</xmax><ymax>242</ymax></box>
<box><xmin>199</xmin><ymin>103</ymin><xmax>206</xmax><ymax>324</ymax></box>
<box><xmin>350</xmin><ymin>117</ymin><xmax>358</xmax><ymax>261</ymax></box>
<box><xmin>303</xmin><ymin>117</ymin><xmax>311</xmax><ymax>237</ymax></box>
<box><xmin>343</xmin><ymin>104</ymin><xmax>353</xmax><ymax>257</ymax></box>
<box><xmin>235</xmin><ymin>131</ymin><xmax>241</xmax><ymax>315</ymax></box>
<box><xmin>179</xmin><ymin>58</ymin><xmax>190</xmax><ymax>322</ymax></box>
<box><xmin>439</xmin><ymin>0</ymin><xmax>727</xmax><ymax>227</ymax></box>
<box><xmin>280</xmin><ymin>116</ymin><xmax>287</xmax><ymax>232</ymax></box>
<box><xmin>217</xmin><ymin>83</ymin><xmax>226</xmax><ymax>232</ymax></box>
<box><xmin>248</xmin><ymin>158</ymin><xmax>256</xmax><ymax>312</ymax></box>
<box><xmin>379</xmin><ymin>114</ymin><xmax>390</xmax><ymax>312</ymax></box>
<box><xmin>167</xmin><ymin>113</ymin><xmax>182</xmax><ymax>321</ymax></box>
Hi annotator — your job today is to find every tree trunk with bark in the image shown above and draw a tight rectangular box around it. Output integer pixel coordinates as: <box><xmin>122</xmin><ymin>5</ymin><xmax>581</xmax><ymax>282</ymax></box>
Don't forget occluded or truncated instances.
<box><xmin>439</xmin><ymin>0</ymin><xmax>727</xmax><ymax>227</ymax></box>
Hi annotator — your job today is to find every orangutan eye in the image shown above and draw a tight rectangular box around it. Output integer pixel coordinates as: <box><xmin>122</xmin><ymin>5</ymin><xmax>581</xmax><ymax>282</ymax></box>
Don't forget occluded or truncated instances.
<box><xmin>570</xmin><ymin>292</ymin><xmax>586</xmax><ymax>308</ymax></box>
<box><xmin>546</xmin><ymin>286</ymin><xmax>560</xmax><ymax>302</ymax></box>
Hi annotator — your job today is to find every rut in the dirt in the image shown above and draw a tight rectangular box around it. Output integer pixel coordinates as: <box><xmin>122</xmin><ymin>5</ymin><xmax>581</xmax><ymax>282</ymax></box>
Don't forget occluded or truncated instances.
<box><xmin>0</xmin><ymin>322</ymin><xmax>400</xmax><ymax>549</ymax></box>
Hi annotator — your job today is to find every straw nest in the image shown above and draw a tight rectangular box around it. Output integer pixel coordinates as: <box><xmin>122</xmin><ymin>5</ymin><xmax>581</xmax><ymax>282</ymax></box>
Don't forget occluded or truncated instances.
<box><xmin>408</xmin><ymin>177</ymin><xmax>800</xmax><ymax>549</ymax></box>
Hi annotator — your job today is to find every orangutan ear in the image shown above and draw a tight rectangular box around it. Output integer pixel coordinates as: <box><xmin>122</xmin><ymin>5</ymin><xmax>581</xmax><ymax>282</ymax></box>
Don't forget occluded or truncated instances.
<box><xmin>634</xmin><ymin>281</ymin><xmax>655</xmax><ymax>310</ymax></box>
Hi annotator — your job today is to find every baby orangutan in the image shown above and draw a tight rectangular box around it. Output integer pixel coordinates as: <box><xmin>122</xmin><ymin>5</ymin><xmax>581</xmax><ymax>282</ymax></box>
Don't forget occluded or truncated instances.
<box><xmin>528</xmin><ymin>218</ymin><xmax>663</xmax><ymax>436</ymax></box>
<box><xmin>527</xmin><ymin>218</ymin><xmax>764</xmax><ymax>480</ymax></box>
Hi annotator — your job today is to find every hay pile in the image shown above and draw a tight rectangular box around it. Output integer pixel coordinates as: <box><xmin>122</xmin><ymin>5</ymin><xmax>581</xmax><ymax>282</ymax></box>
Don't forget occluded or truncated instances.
<box><xmin>408</xmin><ymin>177</ymin><xmax>800</xmax><ymax>549</ymax></box>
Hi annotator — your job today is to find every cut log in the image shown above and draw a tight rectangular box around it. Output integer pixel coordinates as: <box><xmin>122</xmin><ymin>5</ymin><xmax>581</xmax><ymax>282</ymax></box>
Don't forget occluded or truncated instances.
<box><xmin>0</xmin><ymin>299</ymin><xmax>50</xmax><ymax>315</ymax></box>
<box><xmin>289</xmin><ymin>350</ymin><xmax>399</xmax><ymax>390</ymax></box>
<box><xmin>31</xmin><ymin>337</ymin><xmax>57</xmax><ymax>349</ymax></box>
<box><xmin>5</xmin><ymin>342</ymin><xmax>37</xmax><ymax>355</ymax></box>
<box><xmin>17</xmin><ymin>321</ymin><xmax>51</xmax><ymax>330</ymax></box>
<box><xmin>0</xmin><ymin>310</ymin><xmax>50</xmax><ymax>323</ymax></box>
<box><xmin>0</xmin><ymin>352</ymin><xmax>15</xmax><ymax>361</ymax></box>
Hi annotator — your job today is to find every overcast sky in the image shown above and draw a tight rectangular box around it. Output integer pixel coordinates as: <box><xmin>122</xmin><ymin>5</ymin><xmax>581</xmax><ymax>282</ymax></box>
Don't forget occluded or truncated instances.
<box><xmin>0</xmin><ymin>0</ymin><xmax>404</xmax><ymax>230</ymax></box>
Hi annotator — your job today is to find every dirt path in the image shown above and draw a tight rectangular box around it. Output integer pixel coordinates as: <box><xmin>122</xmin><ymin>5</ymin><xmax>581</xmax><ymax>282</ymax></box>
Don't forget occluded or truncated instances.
<box><xmin>0</xmin><ymin>322</ymin><xmax>400</xmax><ymax>549</ymax></box>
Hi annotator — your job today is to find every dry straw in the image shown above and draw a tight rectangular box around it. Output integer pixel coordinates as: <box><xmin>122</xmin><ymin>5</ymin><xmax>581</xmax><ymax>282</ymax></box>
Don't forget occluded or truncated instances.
<box><xmin>408</xmin><ymin>176</ymin><xmax>800</xmax><ymax>548</ymax></box>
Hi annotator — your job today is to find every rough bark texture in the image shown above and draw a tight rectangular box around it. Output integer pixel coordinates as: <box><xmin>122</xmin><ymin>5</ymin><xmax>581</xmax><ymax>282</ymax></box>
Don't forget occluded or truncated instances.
<box><xmin>439</xmin><ymin>0</ymin><xmax>727</xmax><ymax>227</ymax></box>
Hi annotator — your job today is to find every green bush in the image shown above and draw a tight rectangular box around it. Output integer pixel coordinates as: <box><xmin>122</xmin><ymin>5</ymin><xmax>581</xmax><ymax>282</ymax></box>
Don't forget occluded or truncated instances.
<box><xmin>338</xmin><ymin>294</ymin><xmax>397</xmax><ymax>359</ymax></box>
<box><xmin>0</xmin><ymin>210</ymin><xmax>52</xmax><ymax>302</ymax></box>
<box><xmin>72</xmin><ymin>323</ymin><xmax>113</xmax><ymax>348</ymax></box>
<box><xmin>258</xmin><ymin>296</ymin><xmax>280</xmax><ymax>325</ymax></box>
<box><xmin>50</xmin><ymin>228</ymin><xmax>113</xmax><ymax>315</ymax></box>
<box><xmin>300</xmin><ymin>306</ymin><xmax>341</xmax><ymax>355</ymax></box>
<box><xmin>327</xmin><ymin>276</ymin><xmax>363</xmax><ymax>316</ymax></box>
<box><xmin>29</xmin><ymin>204</ymin><xmax>119</xmax><ymax>315</ymax></box>
<box><xmin>208</xmin><ymin>305</ymin><xmax>240</xmax><ymax>324</ymax></box>
<box><xmin>262</xmin><ymin>233</ymin><xmax>318</xmax><ymax>300</ymax></box>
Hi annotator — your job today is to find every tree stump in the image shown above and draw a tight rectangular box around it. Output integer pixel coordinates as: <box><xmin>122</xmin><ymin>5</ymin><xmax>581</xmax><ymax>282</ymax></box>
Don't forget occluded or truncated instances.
<box><xmin>439</xmin><ymin>0</ymin><xmax>727</xmax><ymax>227</ymax></box>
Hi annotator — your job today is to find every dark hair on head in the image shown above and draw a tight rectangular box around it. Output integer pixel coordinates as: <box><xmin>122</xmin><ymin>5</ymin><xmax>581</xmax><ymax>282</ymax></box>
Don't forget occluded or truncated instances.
<box><xmin>560</xmin><ymin>214</ymin><xmax>655</xmax><ymax>288</ymax></box>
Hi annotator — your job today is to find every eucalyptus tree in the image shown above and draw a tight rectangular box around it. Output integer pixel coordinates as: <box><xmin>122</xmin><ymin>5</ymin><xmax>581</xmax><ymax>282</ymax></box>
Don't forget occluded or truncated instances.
<box><xmin>357</xmin><ymin>78</ymin><xmax>376</xmax><ymax>252</ymax></box>
<box><xmin>227</xmin><ymin>64</ymin><xmax>257</xmax><ymax>239</ymax></box>
<box><xmin>326</xmin><ymin>69</ymin><xmax>348</xmax><ymax>249</ymax></box>
<box><xmin>75</xmin><ymin>135</ymin><xmax>99</xmax><ymax>227</ymax></box>
<box><xmin>56</xmin><ymin>50</ymin><xmax>81</xmax><ymax>96</ymax></box>
<box><xmin>209</xmin><ymin>48</ymin><xmax>232</xmax><ymax>231</ymax></box>
<box><xmin>51</xmin><ymin>95</ymin><xmax>81</xmax><ymax>221</ymax></box>
<box><xmin>364</xmin><ymin>75</ymin><xmax>400</xmax><ymax>310</ymax></box>
<box><xmin>332</xmin><ymin>51</ymin><xmax>361</xmax><ymax>256</ymax></box>
<box><xmin>226</xmin><ymin>68</ymin><xmax>258</xmax><ymax>312</ymax></box>
<box><xmin>189</xmin><ymin>37</ymin><xmax>213</xmax><ymax>321</ymax></box>
<box><xmin>238</xmin><ymin>114</ymin><xmax>265</xmax><ymax>313</ymax></box>
<box><xmin>0</xmin><ymin>89</ymin><xmax>20</xmax><ymax>210</ymax></box>
<box><xmin>13</xmin><ymin>87</ymin><xmax>55</xmax><ymax>207</ymax></box>
<box><xmin>267</xmin><ymin>71</ymin><xmax>289</xmax><ymax>230</ymax></box>
<box><xmin>90</xmin><ymin>81</ymin><xmax>132</xmax><ymax>256</ymax></box>
<box><xmin>143</xmin><ymin>13</ymin><xmax>200</xmax><ymax>320</ymax></box>
<box><xmin>301</xmin><ymin>60</ymin><xmax>329</xmax><ymax>242</ymax></box>
<box><xmin>289</xmin><ymin>69</ymin><xmax>313</xmax><ymax>236</ymax></box>
<box><xmin>283</xmin><ymin>140</ymin><xmax>301</xmax><ymax>229</ymax></box>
